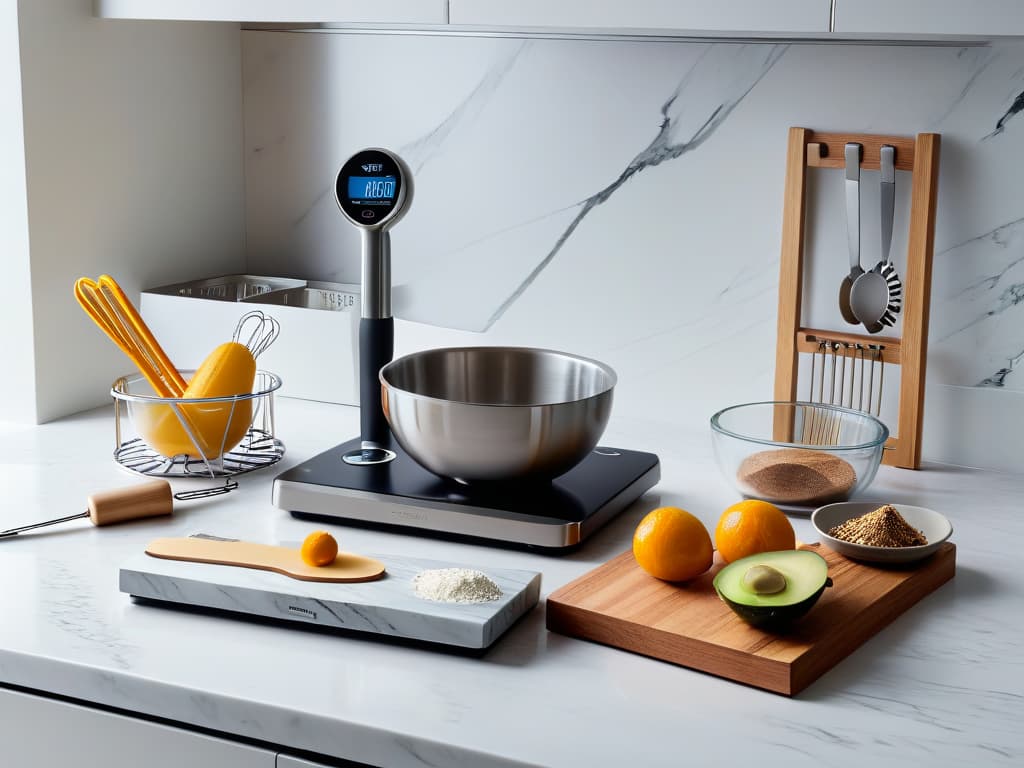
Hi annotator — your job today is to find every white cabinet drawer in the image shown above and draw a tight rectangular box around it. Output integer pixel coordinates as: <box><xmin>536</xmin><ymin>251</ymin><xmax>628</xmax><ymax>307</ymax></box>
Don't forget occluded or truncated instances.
<box><xmin>449</xmin><ymin>0</ymin><xmax>831</xmax><ymax>34</ymax></box>
<box><xmin>0</xmin><ymin>687</ymin><xmax>275</xmax><ymax>768</ymax></box>
<box><xmin>834</xmin><ymin>0</ymin><xmax>1024</xmax><ymax>37</ymax></box>
<box><xmin>95</xmin><ymin>1</ymin><xmax>448</xmax><ymax>25</ymax></box>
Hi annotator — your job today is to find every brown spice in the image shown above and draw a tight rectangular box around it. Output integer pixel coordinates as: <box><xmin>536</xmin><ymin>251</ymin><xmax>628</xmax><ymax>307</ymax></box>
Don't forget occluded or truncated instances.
<box><xmin>736</xmin><ymin>448</ymin><xmax>857</xmax><ymax>505</ymax></box>
<box><xmin>828</xmin><ymin>504</ymin><xmax>927</xmax><ymax>547</ymax></box>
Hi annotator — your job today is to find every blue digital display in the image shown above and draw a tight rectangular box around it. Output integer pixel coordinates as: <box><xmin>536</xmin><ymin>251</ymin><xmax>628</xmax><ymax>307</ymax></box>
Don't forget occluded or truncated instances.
<box><xmin>348</xmin><ymin>175</ymin><xmax>396</xmax><ymax>200</ymax></box>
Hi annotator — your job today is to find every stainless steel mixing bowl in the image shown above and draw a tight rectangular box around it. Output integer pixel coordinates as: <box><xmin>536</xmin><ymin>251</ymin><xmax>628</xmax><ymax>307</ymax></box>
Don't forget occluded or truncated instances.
<box><xmin>380</xmin><ymin>347</ymin><xmax>616</xmax><ymax>483</ymax></box>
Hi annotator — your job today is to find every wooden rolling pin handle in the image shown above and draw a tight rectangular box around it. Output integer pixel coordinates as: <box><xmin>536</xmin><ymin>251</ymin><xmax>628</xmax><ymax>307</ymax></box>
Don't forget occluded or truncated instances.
<box><xmin>87</xmin><ymin>480</ymin><xmax>173</xmax><ymax>526</ymax></box>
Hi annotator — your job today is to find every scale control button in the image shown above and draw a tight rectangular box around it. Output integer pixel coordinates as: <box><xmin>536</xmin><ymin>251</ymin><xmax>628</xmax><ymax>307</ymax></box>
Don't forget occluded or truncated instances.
<box><xmin>361</xmin><ymin>210</ymin><xmax>375</xmax><ymax>219</ymax></box>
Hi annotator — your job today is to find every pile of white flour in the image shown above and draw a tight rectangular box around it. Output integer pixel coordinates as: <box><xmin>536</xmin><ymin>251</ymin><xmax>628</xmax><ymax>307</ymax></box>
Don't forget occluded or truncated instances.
<box><xmin>412</xmin><ymin>568</ymin><xmax>502</xmax><ymax>603</ymax></box>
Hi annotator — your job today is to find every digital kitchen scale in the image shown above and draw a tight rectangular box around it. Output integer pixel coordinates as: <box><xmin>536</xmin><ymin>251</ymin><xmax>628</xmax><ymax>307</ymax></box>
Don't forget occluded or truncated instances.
<box><xmin>272</xmin><ymin>148</ymin><xmax>660</xmax><ymax>550</ymax></box>
<box><xmin>275</xmin><ymin>438</ymin><xmax>660</xmax><ymax>549</ymax></box>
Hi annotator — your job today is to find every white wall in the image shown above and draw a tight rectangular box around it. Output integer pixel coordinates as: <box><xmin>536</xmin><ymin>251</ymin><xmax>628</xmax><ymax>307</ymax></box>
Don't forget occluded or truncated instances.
<box><xmin>15</xmin><ymin>1</ymin><xmax>247</xmax><ymax>422</ymax></box>
<box><xmin>242</xmin><ymin>32</ymin><xmax>1024</xmax><ymax>472</ymax></box>
<box><xmin>0</xmin><ymin>0</ymin><xmax>35</xmax><ymax>423</ymax></box>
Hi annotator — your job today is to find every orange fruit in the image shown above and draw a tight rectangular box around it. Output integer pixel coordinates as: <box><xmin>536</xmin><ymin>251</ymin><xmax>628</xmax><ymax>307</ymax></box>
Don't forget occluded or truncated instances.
<box><xmin>300</xmin><ymin>530</ymin><xmax>338</xmax><ymax>567</ymax></box>
<box><xmin>714</xmin><ymin>500</ymin><xmax>795</xmax><ymax>564</ymax></box>
<box><xmin>633</xmin><ymin>507</ymin><xmax>713</xmax><ymax>582</ymax></box>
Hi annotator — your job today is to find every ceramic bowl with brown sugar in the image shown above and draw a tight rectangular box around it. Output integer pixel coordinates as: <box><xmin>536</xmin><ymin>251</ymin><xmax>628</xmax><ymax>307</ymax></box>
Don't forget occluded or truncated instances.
<box><xmin>812</xmin><ymin>501</ymin><xmax>953</xmax><ymax>564</ymax></box>
<box><xmin>710</xmin><ymin>401</ymin><xmax>889</xmax><ymax>512</ymax></box>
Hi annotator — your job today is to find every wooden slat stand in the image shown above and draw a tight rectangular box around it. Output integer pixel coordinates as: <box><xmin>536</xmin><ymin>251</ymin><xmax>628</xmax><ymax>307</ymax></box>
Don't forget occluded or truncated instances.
<box><xmin>774</xmin><ymin>128</ymin><xmax>941</xmax><ymax>468</ymax></box>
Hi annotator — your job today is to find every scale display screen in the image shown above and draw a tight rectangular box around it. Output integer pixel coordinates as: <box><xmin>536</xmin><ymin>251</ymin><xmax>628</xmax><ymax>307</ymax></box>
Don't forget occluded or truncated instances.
<box><xmin>347</xmin><ymin>176</ymin><xmax>396</xmax><ymax>201</ymax></box>
<box><xmin>335</xmin><ymin>149</ymin><xmax>408</xmax><ymax>227</ymax></box>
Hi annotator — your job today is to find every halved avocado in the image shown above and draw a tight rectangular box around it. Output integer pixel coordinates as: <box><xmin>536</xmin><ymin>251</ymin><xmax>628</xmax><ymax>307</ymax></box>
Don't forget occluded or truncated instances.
<box><xmin>713</xmin><ymin>550</ymin><xmax>832</xmax><ymax>629</ymax></box>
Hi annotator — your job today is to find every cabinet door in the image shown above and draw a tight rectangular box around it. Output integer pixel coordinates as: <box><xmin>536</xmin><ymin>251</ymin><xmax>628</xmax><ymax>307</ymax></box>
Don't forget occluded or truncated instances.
<box><xmin>0</xmin><ymin>687</ymin><xmax>275</xmax><ymax>768</ymax></box>
<box><xmin>449</xmin><ymin>0</ymin><xmax>830</xmax><ymax>34</ymax></box>
<box><xmin>834</xmin><ymin>0</ymin><xmax>1024</xmax><ymax>36</ymax></box>
<box><xmin>96</xmin><ymin>1</ymin><xmax>448</xmax><ymax>25</ymax></box>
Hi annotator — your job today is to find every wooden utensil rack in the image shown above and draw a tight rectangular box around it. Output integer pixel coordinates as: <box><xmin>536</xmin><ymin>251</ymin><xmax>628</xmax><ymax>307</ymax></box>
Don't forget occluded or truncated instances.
<box><xmin>774</xmin><ymin>128</ymin><xmax>941</xmax><ymax>469</ymax></box>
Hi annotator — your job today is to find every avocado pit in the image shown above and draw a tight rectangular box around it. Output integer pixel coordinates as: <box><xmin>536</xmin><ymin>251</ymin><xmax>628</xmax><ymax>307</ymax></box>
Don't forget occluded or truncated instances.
<box><xmin>741</xmin><ymin>564</ymin><xmax>787</xmax><ymax>595</ymax></box>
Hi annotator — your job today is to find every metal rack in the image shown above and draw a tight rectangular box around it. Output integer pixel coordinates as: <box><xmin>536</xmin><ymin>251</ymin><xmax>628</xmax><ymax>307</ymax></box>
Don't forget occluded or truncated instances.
<box><xmin>112</xmin><ymin>370</ymin><xmax>285</xmax><ymax>479</ymax></box>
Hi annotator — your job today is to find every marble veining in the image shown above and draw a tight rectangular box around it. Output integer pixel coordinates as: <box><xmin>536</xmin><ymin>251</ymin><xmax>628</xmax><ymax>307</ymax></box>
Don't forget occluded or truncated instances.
<box><xmin>41</xmin><ymin>558</ymin><xmax>138</xmax><ymax>671</ymax></box>
<box><xmin>932</xmin><ymin>215</ymin><xmax>1024</xmax><ymax>389</ymax></box>
<box><xmin>119</xmin><ymin>553</ymin><xmax>542</xmax><ymax>649</ymax></box>
<box><xmin>400</xmin><ymin>42</ymin><xmax>529</xmax><ymax>175</ymax></box>
<box><xmin>482</xmin><ymin>44</ymin><xmax>787</xmax><ymax>330</ymax></box>
<box><xmin>932</xmin><ymin>47</ymin><xmax>997</xmax><ymax>126</ymax></box>
<box><xmin>985</xmin><ymin>85</ymin><xmax>1024</xmax><ymax>139</ymax></box>
<box><xmin>240</xmin><ymin>34</ymin><xmax>1024</xmax><ymax>470</ymax></box>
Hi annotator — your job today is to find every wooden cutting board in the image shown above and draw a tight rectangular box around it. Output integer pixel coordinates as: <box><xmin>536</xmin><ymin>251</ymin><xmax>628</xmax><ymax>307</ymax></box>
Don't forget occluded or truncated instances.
<box><xmin>546</xmin><ymin>543</ymin><xmax>955</xmax><ymax>695</ymax></box>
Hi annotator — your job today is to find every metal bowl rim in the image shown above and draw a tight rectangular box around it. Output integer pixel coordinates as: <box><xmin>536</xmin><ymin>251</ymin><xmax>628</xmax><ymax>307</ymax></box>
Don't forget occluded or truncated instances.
<box><xmin>710</xmin><ymin>400</ymin><xmax>889</xmax><ymax>452</ymax></box>
<box><xmin>379</xmin><ymin>346</ymin><xmax>617</xmax><ymax>408</ymax></box>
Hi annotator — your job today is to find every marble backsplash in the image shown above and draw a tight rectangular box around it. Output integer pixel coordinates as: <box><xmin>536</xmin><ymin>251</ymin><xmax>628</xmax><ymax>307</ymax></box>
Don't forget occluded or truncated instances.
<box><xmin>241</xmin><ymin>32</ymin><xmax>1024</xmax><ymax>473</ymax></box>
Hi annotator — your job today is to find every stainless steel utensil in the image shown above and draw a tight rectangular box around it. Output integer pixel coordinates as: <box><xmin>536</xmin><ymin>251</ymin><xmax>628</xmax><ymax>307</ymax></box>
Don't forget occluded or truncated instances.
<box><xmin>380</xmin><ymin>347</ymin><xmax>616</xmax><ymax>483</ymax></box>
<box><xmin>853</xmin><ymin>145</ymin><xmax>903</xmax><ymax>333</ymax></box>
<box><xmin>838</xmin><ymin>143</ymin><xmax>863</xmax><ymax>325</ymax></box>
<box><xmin>0</xmin><ymin>480</ymin><xmax>173</xmax><ymax>539</ymax></box>
<box><xmin>874</xmin><ymin>145</ymin><xmax>903</xmax><ymax>328</ymax></box>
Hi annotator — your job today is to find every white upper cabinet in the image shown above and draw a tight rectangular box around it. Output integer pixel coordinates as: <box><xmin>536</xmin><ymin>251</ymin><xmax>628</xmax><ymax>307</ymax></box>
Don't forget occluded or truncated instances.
<box><xmin>833</xmin><ymin>0</ymin><xmax>1024</xmax><ymax>37</ymax></box>
<box><xmin>448</xmin><ymin>0</ymin><xmax>831</xmax><ymax>35</ymax></box>
<box><xmin>95</xmin><ymin>0</ymin><xmax>448</xmax><ymax>25</ymax></box>
<box><xmin>94</xmin><ymin>0</ymin><xmax>1024</xmax><ymax>38</ymax></box>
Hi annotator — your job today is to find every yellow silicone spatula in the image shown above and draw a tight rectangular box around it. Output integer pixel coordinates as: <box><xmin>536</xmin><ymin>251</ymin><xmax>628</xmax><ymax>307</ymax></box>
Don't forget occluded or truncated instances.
<box><xmin>98</xmin><ymin>275</ymin><xmax>188</xmax><ymax>394</ymax></box>
<box><xmin>74</xmin><ymin>275</ymin><xmax>187</xmax><ymax>397</ymax></box>
<box><xmin>145</xmin><ymin>536</ymin><xmax>386</xmax><ymax>583</ymax></box>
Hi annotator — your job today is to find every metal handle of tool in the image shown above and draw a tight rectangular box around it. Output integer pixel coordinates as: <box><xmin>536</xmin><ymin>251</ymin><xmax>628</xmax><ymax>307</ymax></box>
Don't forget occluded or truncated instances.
<box><xmin>0</xmin><ymin>480</ymin><xmax>173</xmax><ymax>538</ymax></box>
<box><xmin>359</xmin><ymin>228</ymin><xmax>393</xmax><ymax>450</ymax></box>
<box><xmin>880</xmin><ymin>145</ymin><xmax>895</xmax><ymax>264</ymax></box>
<box><xmin>845</xmin><ymin>143</ymin><xmax>862</xmax><ymax>273</ymax></box>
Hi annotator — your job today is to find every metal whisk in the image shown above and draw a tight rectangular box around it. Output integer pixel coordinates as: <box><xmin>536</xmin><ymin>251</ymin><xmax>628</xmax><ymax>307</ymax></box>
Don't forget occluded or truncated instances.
<box><xmin>233</xmin><ymin>311</ymin><xmax>281</xmax><ymax>358</ymax></box>
<box><xmin>802</xmin><ymin>338</ymin><xmax>885</xmax><ymax>445</ymax></box>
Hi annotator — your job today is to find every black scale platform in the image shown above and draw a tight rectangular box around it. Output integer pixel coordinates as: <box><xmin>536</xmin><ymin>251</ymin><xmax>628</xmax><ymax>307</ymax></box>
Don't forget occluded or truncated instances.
<box><xmin>273</xmin><ymin>437</ymin><xmax>660</xmax><ymax>551</ymax></box>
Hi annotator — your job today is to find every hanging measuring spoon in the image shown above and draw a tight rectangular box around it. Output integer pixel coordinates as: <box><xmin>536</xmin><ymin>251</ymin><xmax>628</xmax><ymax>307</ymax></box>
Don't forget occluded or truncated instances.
<box><xmin>852</xmin><ymin>145</ymin><xmax>903</xmax><ymax>333</ymax></box>
<box><xmin>838</xmin><ymin>143</ymin><xmax>863</xmax><ymax>325</ymax></box>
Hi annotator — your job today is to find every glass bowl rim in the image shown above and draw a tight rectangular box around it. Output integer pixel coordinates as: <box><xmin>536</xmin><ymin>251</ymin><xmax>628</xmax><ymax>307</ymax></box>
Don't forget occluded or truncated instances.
<box><xmin>709</xmin><ymin>400</ymin><xmax>890</xmax><ymax>452</ymax></box>
<box><xmin>111</xmin><ymin>369</ymin><xmax>282</xmax><ymax>405</ymax></box>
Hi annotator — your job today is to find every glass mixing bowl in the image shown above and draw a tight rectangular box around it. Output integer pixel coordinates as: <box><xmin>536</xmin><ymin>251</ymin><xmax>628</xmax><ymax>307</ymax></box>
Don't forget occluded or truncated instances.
<box><xmin>111</xmin><ymin>369</ymin><xmax>284</xmax><ymax>478</ymax></box>
<box><xmin>710</xmin><ymin>401</ymin><xmax>889</xmax><ymax>509</ymax></box>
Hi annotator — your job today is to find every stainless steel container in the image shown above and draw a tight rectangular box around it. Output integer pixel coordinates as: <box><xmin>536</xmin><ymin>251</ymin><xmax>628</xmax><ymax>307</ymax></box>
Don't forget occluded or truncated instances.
<box><xmin>380</xmin><ymin>347</ymin><xmax>616</xmax><ymax>483</ymax></box>
<box><xmin>145</xmin><ymin>275</ymin><xmax>305</xmax><ymax>302</ymax></box>
<box><xmin>249</xmin><ymin>281</ymin><xmax>359</xmax><ymax>311</ymax></box>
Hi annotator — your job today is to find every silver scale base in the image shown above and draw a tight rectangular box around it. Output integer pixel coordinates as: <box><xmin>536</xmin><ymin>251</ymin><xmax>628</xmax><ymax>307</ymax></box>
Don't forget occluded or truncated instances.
<box><xmin>273</xmin><ymin>438</ymin><xmax>661</xmax><ymax>550</ymax></box>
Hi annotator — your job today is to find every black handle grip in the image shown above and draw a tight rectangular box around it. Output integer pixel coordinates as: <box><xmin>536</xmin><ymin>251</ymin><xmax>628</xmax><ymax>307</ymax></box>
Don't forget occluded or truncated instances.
<box><xmin>359</xmin><ymin>317</ymin><xmax>393</xmax><ymax>447</ymax></box>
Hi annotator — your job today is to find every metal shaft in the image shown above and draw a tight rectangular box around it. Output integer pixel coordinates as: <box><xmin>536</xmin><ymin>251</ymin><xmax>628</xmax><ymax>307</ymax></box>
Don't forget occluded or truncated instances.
<box><xmin>0</xmin><ymin>480</ymin><xmax>172</xmax><ymax>539</ymax></box>
<box><xmin>0</xmin><ymin>511</ymin><xmax>89</xmax><ymax>538</ymax></box>
<box><xmin>360</xmin><ymin>229</ymin><xmax>392</xmax><ymax>319</ymax></box>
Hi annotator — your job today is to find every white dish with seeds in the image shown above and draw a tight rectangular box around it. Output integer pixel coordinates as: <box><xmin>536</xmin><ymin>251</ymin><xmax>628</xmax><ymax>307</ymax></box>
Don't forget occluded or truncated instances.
<box><xmin>812</xmin><ymin>502</ymin><xmax>953</xmax><ymax>564</ymax></box>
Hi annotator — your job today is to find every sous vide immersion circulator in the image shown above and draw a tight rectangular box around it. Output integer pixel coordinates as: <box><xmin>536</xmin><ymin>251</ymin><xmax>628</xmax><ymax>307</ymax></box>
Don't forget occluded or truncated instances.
<box><xmin>334</xmin><ymin>148</ymin><xmax>413</xmax><ymax>466</ymax></box>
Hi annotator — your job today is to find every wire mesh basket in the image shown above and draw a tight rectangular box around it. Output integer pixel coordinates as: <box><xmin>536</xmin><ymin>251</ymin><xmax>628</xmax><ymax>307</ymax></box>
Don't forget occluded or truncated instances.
<box><xmin>112</xmin><ymin>370</ymin><xmax>285</xmax><ymax>479</ymax></box>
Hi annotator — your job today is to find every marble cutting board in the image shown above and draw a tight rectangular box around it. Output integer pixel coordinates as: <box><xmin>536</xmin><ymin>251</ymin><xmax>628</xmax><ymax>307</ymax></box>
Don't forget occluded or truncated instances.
<box><xmin>119</xmin><ymin>551</ymin><xmax>541</xmax><ymax>650</ymax></box>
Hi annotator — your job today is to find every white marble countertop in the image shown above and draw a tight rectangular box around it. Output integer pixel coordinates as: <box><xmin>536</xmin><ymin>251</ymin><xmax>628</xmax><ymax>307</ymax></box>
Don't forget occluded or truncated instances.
<box><xmin>1</xmin><ymin>399</ymin><xmax>1021</xmax><ymax>767</ymax></box>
